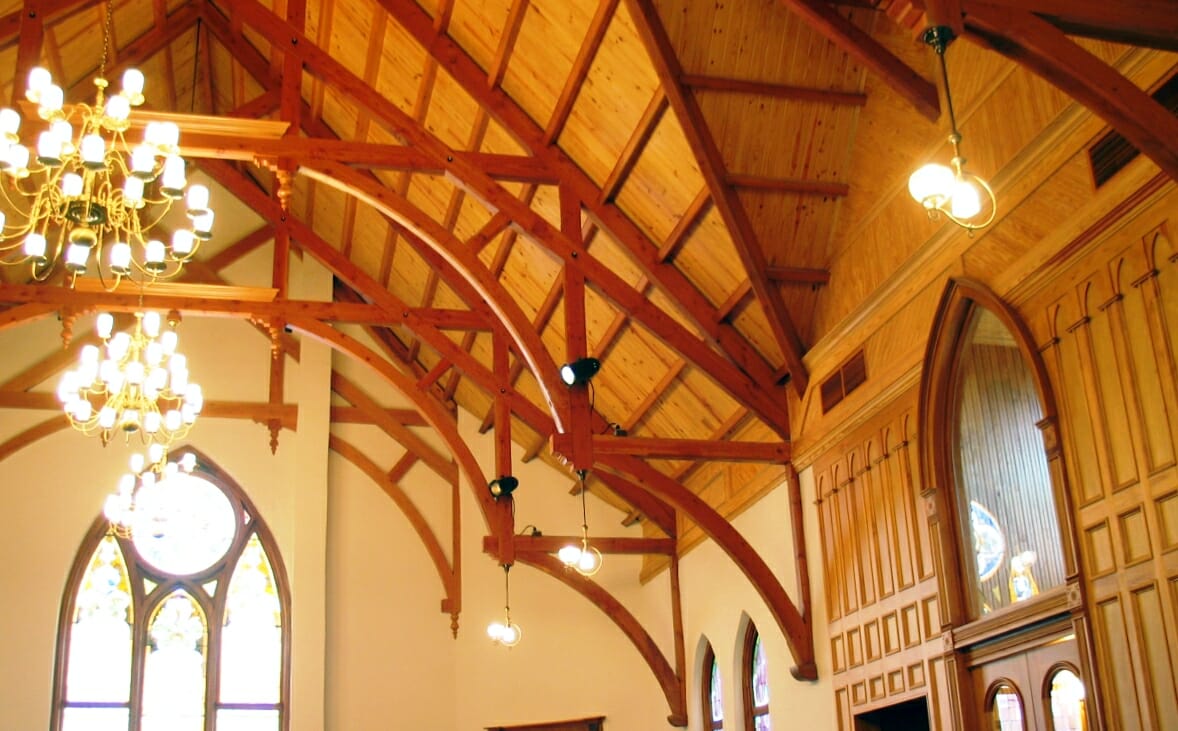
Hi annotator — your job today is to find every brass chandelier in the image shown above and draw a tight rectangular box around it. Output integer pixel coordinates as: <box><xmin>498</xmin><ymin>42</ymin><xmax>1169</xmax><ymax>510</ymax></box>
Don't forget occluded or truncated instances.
<box><xmin>57</xmin><ymin>310</ymin><xmax>203</xmax><ymax>448</ymax></box>
<box><xmin>0</xmin><ymin>7</ymin><xmax>213</xmax><ymax>287</ymax></box>
<box><xmin>104</xmin><ymin>445</ymin><xmax>197</xmax><ymax>538</ymax></box>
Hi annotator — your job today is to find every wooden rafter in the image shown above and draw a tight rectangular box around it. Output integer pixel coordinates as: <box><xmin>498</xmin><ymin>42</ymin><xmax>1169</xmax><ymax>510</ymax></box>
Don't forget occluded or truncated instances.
<box><xmin>775</xmin><ymin>0</ymin><xmax>940</xmax><ymax>121</ymax></box>
<box><xmin>375</xmin><ymin>0</ymin><xmax>790</xmax><ymax>434</ymax></box>
<box><xmin>487</xmin><ymin>534</ymin><xmax>676</xmax><ymax>555</ymax></box>
<box><xmin>627</xmin><ymin>0</ymin><xmax>810</xmax><ymax>394</ymax></box>
<box><xmin>964</xmin><ymin>2</ymin><xmax>1178</xmax><ymax>182</ymax></box>
<box><xmin>971</xmin><ymin>0</ymin><xmax>1178</xmax><ymax>51</ymax></box>
<box><xmin>0</xmin><ymin>391</ymin><xmax>298</xmax><ymax>429</ymax></box>
<box><xmin>544</xmin><ymin>0</ymin><xmax>620</xmax><ymax>143</ymax></box>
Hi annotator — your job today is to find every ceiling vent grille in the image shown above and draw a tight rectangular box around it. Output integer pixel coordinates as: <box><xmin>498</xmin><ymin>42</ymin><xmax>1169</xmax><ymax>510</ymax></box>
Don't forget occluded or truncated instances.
<box><xmin>1089</xmin><ymin>73</ymin><xmax>1178</xmax><ymax>188</ymax></box>
<box><xmin>820</xmin><ymin>350</ymin><xmax>867</xmax><ymax>414</ymax></box>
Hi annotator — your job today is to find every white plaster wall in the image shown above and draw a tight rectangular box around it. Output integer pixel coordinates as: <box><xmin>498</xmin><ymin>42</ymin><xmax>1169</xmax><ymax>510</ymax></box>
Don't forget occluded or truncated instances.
<box><xmin>676</xmin><ymin>467</ymin><xmax>833</xmax><ymax>731</ymax></box>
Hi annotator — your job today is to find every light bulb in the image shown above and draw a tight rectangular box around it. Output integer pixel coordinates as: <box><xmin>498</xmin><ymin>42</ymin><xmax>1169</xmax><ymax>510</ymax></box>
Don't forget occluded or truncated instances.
<box><xmin>144</xmin><ymin>240</ymin><xmax>166</xmax><ymax>272</ymax></box>
<box><xmin>73</xmin><ymin>399</ymin><xmax>93</xmax><ymax>421</ymax></box>
<box><xmin>160</xmin><ymin>155</ymin><xmax>186</xmax><ymax>197</ymax></box>
<box><xmin>172</xmin><ymin>230</ymin><xmax>195</xmax><ymax>256</ymax></box>
<box><xmin>65</xmin><ymin>243</ymin><xmax>89</xmax><ymax>273</ymax></box>
<box><xmin>148</xmin><ymin>443</ymin><xmax>165</xmax><ymax>465</ymax></box>
<box><xmin>130</xmin><ymin>144</ymin><xmax>156</xmax><ymax>179</ymax></box>
<box><xmin>5</xmin><ymin>144</ymin><xmax>29</xmax><ymax>176</ymax></box>
<box><xmin>144</xmin><ymin>411</ymin><xmax>161</xmax><ymax>434</ymax></box>
<box><xmin>80</xmin><ymin>344</ymin><xmax>100</xmax><ymax>365</ymax></box>
<box><xmin>125</xmin><ymin>361</ymin><xmax>145</xmax><ymax>385</ymax></box>
<box><xmin>179</xmin><ymin>452</ymin><xmax>197</xmax><ymax>472</ymax></box>
<box><xmin>160</xmin><ymin>330</ymin><xmax>178</xmax><ymax>355</ymax></box>
<box><xmin>123</xmin><ymin>176</ymin><xmax>145</xmax><ymax>208</ymax></box>
<box><xmin>38</xmin><ymin>84</ymin><xmax>63</xmax><ymax>116</ymax></box>
<box><xmin>130</xmin><ymin>452</ymin><xmax>145</xmax><ymax>473</ymax></box>
<box><xmin>193</xmin><ymin>210</ymin><xmax>214</xmax><ymax>239</ymax></box>
<box><xmin>98</xmin><ymin>406</ymin><xmax>117</xmax><ymax>428</ymax></box>
<box><xmin>36</xmin><ymin>131</ymin><xmax>62</xmax><ymax>165</ymax></box>
<box><xmin>165</xmin><ymin>410</ymin><xmax>182</xmax><ymax>432</ymax></box>
<box><xmin>105</xmin><ymin>94</ymin><xmax>131</xmax><ymax>124</ymax></box>
<box><xmin>186</xmin><ymin>184</ymin><xmax>210</xmax><ymax>216</ymax></box>
<box><xmin>121</xmin><ymin>68</ymin><xmax>145</xmax><ymax>103</ymax></box>
<box><xmin>578</xmin><ymin>549</ymin><xmax>600</xmax><ymax>574</ymax></box>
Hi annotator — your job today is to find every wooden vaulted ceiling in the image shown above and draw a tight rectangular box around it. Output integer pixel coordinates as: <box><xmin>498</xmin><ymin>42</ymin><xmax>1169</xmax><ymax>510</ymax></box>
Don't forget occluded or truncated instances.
<box><xmin>0</xmin><ymin>0</ymin><xmax>1176</xmax><ymax>716</ymax></box>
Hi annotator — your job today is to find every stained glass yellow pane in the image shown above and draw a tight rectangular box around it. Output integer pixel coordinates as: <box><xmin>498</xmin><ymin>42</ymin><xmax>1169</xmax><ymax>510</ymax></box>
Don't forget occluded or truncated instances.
<box><xmin>66</xmin><ymin>534</ymin><xmax>132</xmax><ymax>703</ymax></box>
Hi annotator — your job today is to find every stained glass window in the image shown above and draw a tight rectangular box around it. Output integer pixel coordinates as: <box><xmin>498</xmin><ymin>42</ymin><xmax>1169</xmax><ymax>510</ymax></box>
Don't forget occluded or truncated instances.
<box><xmin>53</xmin><ymin>460</ymin><xmax>288</xmax><ymax>731</ymax></box>
<box><xmin>703</xmin><ymin>643</ymin><xmax>723</xmax><ymax>730</ymax></box>
<box><xmin>745</xmin><ymin>626</ymin><xmax>770</xmax><ymax>731</ymax></box>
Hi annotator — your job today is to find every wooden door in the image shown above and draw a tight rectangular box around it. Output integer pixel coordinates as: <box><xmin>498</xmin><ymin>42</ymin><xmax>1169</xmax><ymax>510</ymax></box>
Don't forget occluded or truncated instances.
<box><xmin>972</xmin><ymin>635</ymin><xmax>1089</xmax><ymax>731</ymax></box>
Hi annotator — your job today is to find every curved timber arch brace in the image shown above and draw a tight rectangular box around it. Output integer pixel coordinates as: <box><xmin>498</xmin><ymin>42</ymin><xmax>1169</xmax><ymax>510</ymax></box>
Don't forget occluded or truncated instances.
<box><xmin>519</xmin><ymin>552</ymin><xmax>688</xmax><ymax>726</ymax></box>
<box><xmin>598</xmin><ymin>453</ymin><xmax>817</xmax><ymax>680</ymax></box>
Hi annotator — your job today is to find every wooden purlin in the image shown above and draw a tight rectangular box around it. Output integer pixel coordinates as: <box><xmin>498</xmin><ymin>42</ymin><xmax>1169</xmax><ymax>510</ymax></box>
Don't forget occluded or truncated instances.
<box><xmin>626</xmin><ymin>0</ymin><xmax>812</xmax><ymax>395</ymax></box>
<box><xmin>375</xmin><ymin>0</ymin><xmax>791</xmax><ymax>438</ymax></box>
<box><xmin>963</xmin><ymin>2</ymin><xmax>1178</xmax><ymax>183</ymax></box>
<box><xmin>545</xmin><ymin>0</ymin><xmax>620</xmax><ymax>143</ymax></box>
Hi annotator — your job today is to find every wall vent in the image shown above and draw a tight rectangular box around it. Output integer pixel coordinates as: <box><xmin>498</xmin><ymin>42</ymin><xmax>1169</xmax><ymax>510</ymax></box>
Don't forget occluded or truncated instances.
<box><xmin>1088</xmin><ymin>73</ymin><xmax>1178</xmax><ymax>188</ymax></box>
<box><xmin>820</xmin><ymin>350</ymin><xmax>867</xmax><ymax>413</ymax></box>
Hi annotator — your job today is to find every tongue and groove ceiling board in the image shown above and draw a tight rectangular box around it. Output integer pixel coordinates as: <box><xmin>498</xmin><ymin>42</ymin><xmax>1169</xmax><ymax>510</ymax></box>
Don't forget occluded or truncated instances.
<box><xmin>1</xmin><ymin>0</ymin><xmax>1176</xmax><ymax>709</ymax></box>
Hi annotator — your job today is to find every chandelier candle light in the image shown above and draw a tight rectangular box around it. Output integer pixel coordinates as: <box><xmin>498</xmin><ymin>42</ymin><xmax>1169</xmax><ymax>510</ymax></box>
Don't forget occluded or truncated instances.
<box><xmin>907</xmin><ymin>26</ymin><xmax>996</xmax><ymax>231</ymax></box>
<box><xmin>57</xmin><ymin>310</ymin><xmax>203</xmax><ymax>448</ymax></box>
<box><xmin>0</xmin><ymin>58</ymin><xmax>213</xmax><ymax>286</ymax></box>
<box><xmin>104</xmin><ymin>446</ymin><xmax>197</xmax><ymax>538</ymax></box>
<box><xmin>558</xmin><ymin>470</ymin><xmax>603</xmax><ymax>577</ymax></box>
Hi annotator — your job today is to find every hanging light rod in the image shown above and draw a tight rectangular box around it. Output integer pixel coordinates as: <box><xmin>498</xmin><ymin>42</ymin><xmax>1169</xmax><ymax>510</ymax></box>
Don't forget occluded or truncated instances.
<box><xmin>908</xmin><ymin>26</ymin><xmax>997</xmax><ymax>231</ymax></box>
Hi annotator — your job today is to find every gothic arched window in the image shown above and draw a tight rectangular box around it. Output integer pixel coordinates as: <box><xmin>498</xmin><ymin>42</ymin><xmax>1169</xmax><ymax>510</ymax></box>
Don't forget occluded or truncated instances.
<box><xmin>741</xmin><ymin>624</ymin><xmax>770</xmax><ymax>730</ymax></box>
<box><xmin>51</xmin><ymin>456</ymin><xmax>290</xmax><ymax>731</ymax></box>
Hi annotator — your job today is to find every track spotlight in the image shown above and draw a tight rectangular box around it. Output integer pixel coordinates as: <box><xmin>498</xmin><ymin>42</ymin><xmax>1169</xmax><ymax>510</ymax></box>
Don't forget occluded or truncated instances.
<box><xmin>489</xmin><ymin>475</ymin><xmax>519</xmax><ymax>499</ymax></box>
<box><xmin>560</xmin><ymin>357</ymin><xmax>600</xmax><ymax>386</ymax></box>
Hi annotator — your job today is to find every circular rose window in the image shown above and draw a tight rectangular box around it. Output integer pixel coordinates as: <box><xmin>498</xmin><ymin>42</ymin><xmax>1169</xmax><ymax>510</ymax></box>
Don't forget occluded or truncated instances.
<box><xmin>133</xmin><ymin>472</ymin><xmax>237</xmax><ymax>575</ymax></box>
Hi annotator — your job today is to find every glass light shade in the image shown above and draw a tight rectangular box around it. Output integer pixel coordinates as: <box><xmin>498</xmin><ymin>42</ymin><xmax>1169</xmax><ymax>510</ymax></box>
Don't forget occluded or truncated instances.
<box><xmin>144</xmin><ymin>240</ymin><xmax>166</xmax><ymax>271</ymax></box>
<box><xmin>109</xmin><ymin>242</ymin><xmax>132</xmax><ymax>274</ymax></box>
<box><xmin>0</xmin><ymin>107</ymin><xmax>19</xmax><ymax>137</ymax></box>
<box><xmin>24</xmin><ymin>233</ymin><xmax>47</xmax><ymax>259</ymax></box>
<box><xmin>105</xmin><ymin>94</ymin><xmax>131</xmax><ymax>123</ymax></box>
<box><xmin>98</xmin><ymin>406</ymin><xmax>117</xmax><ymax>429</ymax></box>
<box><xmin>908</xmin><ymin>163</ymin><xmax>954</xmax><ymax>207</ymax></box>
<box><xmin>148</xmin><ymin>443</ymin><xmax>165</xmax><ymax>465</ymax></box>
<box><xmin>170</xmin><ymin>353</ymin><xmax>187</xmax><ymax>373</ymax></box>
<box><xmin>7</xmin><ymin>144</ymin><xmax>30</xmax><ymax>173</ymax></box>
<box><xmin>62</xmin><ymin>173</ymin><xmax>83</xmax><ymax>197</ymax></box>
<box><xmin>73</xmin><ymin>399</ymin><xmax>93</xmax><ymax>421</ymax></box>
<box><xmin>558</xmin><ymin>545</ymin><xmax>581</xmax><ymax>566</ymax></box>
<box><xmin>80</xmin><ymin>134</ymin><xmax>105</xmax><ymax>168</ymax></box>
<box><xmin>949</xmin><ymin>178</ymin><xmax>983</xmax><ymax>220</ymax></box>
<box><xmin>130</xmin><ymin>144</ymin><xmax>156</xmax><ymax>179</ymax></box>
<box><xmin>81</xmin><ymin>344</ymin><xmax>100</xmax><ymax>365</ymax></box>
<box><xmin>38</xmin><ymin>84</ymin><xmax>63</xmax><ymax>115</ymax></box>
<box><xmin>122</xmin><ymin>69</ymin><xmax>144</xmax><ymax>99</ymax></box>
<box><xmin>499</xmin><ymin>624</ymin><xmax>519</xmax><ymax>645</ymax></box>
<box><xmin>50</xmin><ymin>120</ymin><xmax>72</xmax><ymax>148</ymax></box>
<box><xmin>96</xmin><ymin>313</ymin><xmax>115</xmax><ymax>339</ymax></box>
<box><xmin>172</xmin><ymin>230</ymin><xmax>195</xmax><ymax>256</ymax></box>
<box><xmin>142</xmin><ymin>311</ymin><xmax>161</xmax><ymax>337</ymax></box>
<box><xmin>0</xmin><ymin>211</ymin><xmax>5</xmax><ymax>230</ymax></box>
<box><xmin>160</xmin><ymin>331</ymin><xmax>178</xmax><ymax>355</ymax></box>
<box><xmin>486</xmin><ymin>622</ymin><xmax>503</xmax><ymax>640</ymax></box>
<box><xmin>124</xmin><ymin>361</ymin><xmax>145</xmax><ymax>385</ymax></box>
<box><xmin>65</xmin><ymin>243</ymin><xmax>89</xmax><ymax>272</ymax></box>
<box><xmin>36</xmin><ymin>131</ymin><xmax>61</xmax><ymax>164</ymax></box>
<box><xmin>578</xmin><ymin>549</ymin><xmax>601</xmax><ymax>574</ymax></box>
<box><xmin>160</xmin><ymin>155</ymin><xmax>185</xmax><ymax>197</ymax></box>
<box><xmin>186</xmin><ymin>184</ymin><xmax>210</xmax><ymax>216</ymax></box>
<box><xmin>144</xmin><ymin>411</ymin><xmax>161</xmax><ymax>434</ymax></box>
<box><xmin>165</xmin><ymin>410</ymin><xmax>182</xmax><ymax>431</ymax></box>
<box><xmin>193</xmin><ymin>211</ymin><xmax>214</xmax><ymax>239</ymax></box>
<box><xmin>26</xmin><ymin>67</ymin><xmax>51</xmax><ymax>102</ymax></box>
<box><xmin>123</xmin><ymin>176</ymin><xmax>145</xmax><ymax>207</ymax></box>
<box><xmin>159</xmin><ymin>122</ymin><xmax>180</xmax><ymax>148</ymax></box>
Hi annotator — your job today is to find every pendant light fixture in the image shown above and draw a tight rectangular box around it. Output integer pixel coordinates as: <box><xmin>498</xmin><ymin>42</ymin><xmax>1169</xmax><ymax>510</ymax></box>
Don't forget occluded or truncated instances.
<box><xmin>558</xmin><ymin>470</ymin><xmax>602</xmax><ymax>577</ymax></box>
<box><xmin>486</xmin><ymin>563</ymin><xmax>522</xmax><ymax>647</ymax></box>
<box><xmin>908</xmin><ymin>26</ymin><xmax>996</xmax><ymax>231</ymax></box>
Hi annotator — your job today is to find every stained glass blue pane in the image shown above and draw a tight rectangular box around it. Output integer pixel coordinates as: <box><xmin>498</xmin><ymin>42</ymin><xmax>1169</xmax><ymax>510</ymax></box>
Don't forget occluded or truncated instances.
<box><xmin>752</xmin><ymin>635</ymin><xmax>770</xmax><ymax>707</ymax></box>
<box><xmin>216</xmin><ymin>709</ymin><xmax>280</xmax><ymax>731</ymax></box>
<box><xmin>61</xmin><ymin>706</ymin><xmax>129</xmax><ymax>731</ymax></box>
<box><xmin>66</xmin><ymin>534</ymin><xmax>132</xmax><ymax>702</ymax></box>
<box><xmin>754</xmin><ymin>713</ymin><xmax>772</xmax><ymax>731</ymax></box>
<box><xmin>140</xmin><ymin>591</ymin><xmax>207</xmax><ymax>731</ymax></box>
<box><xmin>133</xmin><ymin>473</ymin><xmax>236</xmax><ymax>576</ymax></box>
<box><xmin>709</xmin><ymin>657</ymin><xmax>724</xmax><ymax>723</ymax></box>
<box><xmin>220</xmin><ymin>534</ymin><xmax>282</xmax><ymax>703</ymax></box>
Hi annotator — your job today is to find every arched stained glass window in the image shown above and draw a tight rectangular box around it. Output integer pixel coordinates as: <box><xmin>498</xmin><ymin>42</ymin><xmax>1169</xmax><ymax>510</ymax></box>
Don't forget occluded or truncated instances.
<box><xmin>702</xmin><ymin>643</ymin><xmax>723</xmax><ymax>730</ymax></box>
<box><xmin>52</xmin><ymin>456</ymin><xmax>289</xmax><ymax>731</ymax></box>
<box><xmin>742</xmin><ymin>624</ymin><xmax>770</xmax><ymax>730</ymax></box>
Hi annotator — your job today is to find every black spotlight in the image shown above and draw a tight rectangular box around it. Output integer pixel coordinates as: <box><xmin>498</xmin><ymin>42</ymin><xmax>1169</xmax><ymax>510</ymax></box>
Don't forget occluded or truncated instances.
<box><xmin>489</xmin><ymin>475</ymin><xmax>519</xmax><ymax>499</ymax></box>
<box><xmin>560</xmin><ymin>357</ymin><xmax>600</xmax><ymax>386</ymax></box>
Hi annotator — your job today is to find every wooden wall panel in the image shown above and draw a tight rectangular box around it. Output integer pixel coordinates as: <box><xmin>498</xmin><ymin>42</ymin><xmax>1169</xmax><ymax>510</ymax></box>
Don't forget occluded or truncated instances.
<box><xmin>1028</xmin><ymin>200</ymin><xmax>1178</xmax><ymax>731</ymax></box>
